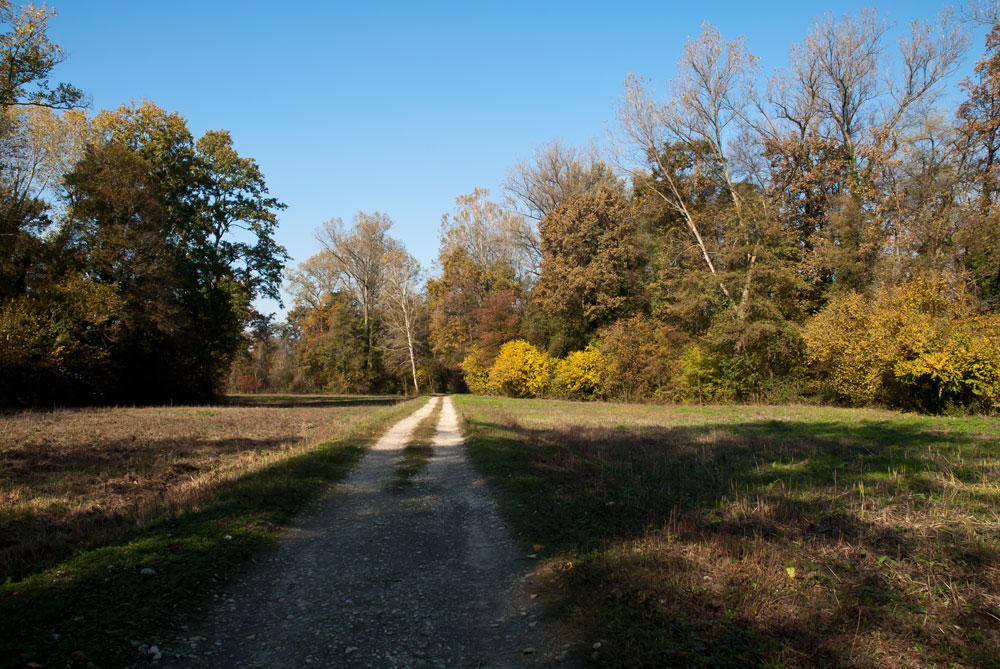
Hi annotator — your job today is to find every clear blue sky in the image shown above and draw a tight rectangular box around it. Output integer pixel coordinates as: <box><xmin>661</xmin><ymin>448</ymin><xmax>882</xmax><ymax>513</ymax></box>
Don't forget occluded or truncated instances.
<box><xmin>48</xmin><ymin>0</ymin><xmax>986</xmax><ymax>318</ymax></box>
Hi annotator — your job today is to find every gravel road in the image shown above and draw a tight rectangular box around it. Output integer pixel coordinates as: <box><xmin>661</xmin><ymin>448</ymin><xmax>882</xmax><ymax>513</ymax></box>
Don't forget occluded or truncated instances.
<box><xmin>158</xmin><ymin>396</ymin><xmax>575</xmax><ymax>668</ymax></box>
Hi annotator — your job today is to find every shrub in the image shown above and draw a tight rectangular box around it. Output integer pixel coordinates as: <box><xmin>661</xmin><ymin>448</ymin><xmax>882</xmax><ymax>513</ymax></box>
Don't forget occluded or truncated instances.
<box><xmin>596</xmin><ymin>316</ymin><xmax>680</xmax><ymax>401</ymax></box>
<box><xmin>485</xmin><ymin>340</ymin><xmax>554</xmax><ymax>398</ymax></box>
<box><xmin>678</xmin><ymin>316</ymin><xmax>807</xmax><ymax>402</ymax></box>
<box><xmin>806</xmin><ymin>278</ymin><xmax>1000</xmax><ymax>412</ymax></box>
<box><xmin>460</xmin><ymin>349</ymin><xmax>490</xmax><ymax>394</ymax></box>
<box><xmin>552</xmin><ymin>347</ymin><xmax>605</xmax><ymax>400</ymax></box>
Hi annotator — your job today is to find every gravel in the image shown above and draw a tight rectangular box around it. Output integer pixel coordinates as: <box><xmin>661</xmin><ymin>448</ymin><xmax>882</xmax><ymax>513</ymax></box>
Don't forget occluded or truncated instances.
<box><xmin>158</xmin><ymin>396</ymin><xmax>577</xmax><ymax>668</ymax></box>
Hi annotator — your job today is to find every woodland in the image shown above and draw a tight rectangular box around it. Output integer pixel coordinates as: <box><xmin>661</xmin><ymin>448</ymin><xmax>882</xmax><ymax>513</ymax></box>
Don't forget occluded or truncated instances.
<box><xmin>3</xmin><ymin>4</ymin><xmax>1000</xmax><ymax>413</ymax></box>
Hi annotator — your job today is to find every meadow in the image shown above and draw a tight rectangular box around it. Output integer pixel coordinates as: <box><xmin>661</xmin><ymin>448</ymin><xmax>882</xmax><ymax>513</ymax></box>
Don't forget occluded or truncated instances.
<box><xmin>454</xmin><ymin>396</ymin><xmax>1000</xmax><ymax>667</ymax></box>
<box><xmin>0</xmin><ymin>395</ymin><xmax>425</xmax><ymax>668</ymax></box>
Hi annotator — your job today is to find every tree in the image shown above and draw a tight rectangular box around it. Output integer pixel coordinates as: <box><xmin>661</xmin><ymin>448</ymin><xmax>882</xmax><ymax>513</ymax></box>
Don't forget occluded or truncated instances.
<box><xmin>428</xmin><ymin>189</ymin><xmax>531</xmax><ymax>371</ymax></box>
<box><xmin>957</xmin><ymin>22</ymin><xmax>1000</xmax><ymax>307</ymax></box>
<box><xmin>382</xmin><ymin>246</ymin><xmax>425</xmax><ymax>392</ymax></box>
<box><xmin>285</xmin><ymin>250</ymin><xmax>341</xmax><ymax>310</ymax></box>
<box><xmin>534</xmin><ymin>188</ymin><xmax>648</xmax><ymax>353</ymax></box>
<box><xmin>316</xmin><ymin>212</ymin><xmax>394</xmax><ymax>372</ymax></box>
<box><xmin>0</xmin><ymin>2</ymin><xmax>84</xmax><ymax>110</ymax></box>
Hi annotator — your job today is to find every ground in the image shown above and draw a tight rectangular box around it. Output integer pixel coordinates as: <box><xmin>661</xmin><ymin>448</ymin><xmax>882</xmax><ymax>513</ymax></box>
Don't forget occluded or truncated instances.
<box><xmin>157</xmin><ymin>396</ymin><xmax>575</xmax><ymax>667</ymax></box>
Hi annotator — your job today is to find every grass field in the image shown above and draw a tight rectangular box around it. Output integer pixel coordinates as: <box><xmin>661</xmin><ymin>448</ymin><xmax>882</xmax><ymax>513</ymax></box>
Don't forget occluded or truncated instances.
<box><xmin>454</xmin><ymin>396</ymin><xmax>1000</xmax><ymax>667</ymax></box>
<box><xmin>0</xmin><ymin>394</ymin><xmax>426</xmax><ymax>668</ymax></box>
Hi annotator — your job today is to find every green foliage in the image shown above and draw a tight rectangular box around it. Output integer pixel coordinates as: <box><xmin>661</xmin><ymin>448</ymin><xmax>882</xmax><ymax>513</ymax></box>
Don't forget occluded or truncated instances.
<box><xmin>552</xmin><ymin>347</ymin><xmax>605</xmax><ymax>400</ymax></box>
<box><xmin>0</xmin><ymin>278</ymin><xmax>119</xmax><ymax>405</ymax></box>
<box><xmin>294</xmin><ymin>292</ymin><xmax>369</xmax><ymax>394</ymax></box>
<box><xmin>485</xmin><ymin>340</ymin><xmax>554</xmax><ymax>398</ymax></box>
<box><xmin>806</xmin><ymin>278</ymin><xmax>1000</xmax><ymax>412</ymax></box>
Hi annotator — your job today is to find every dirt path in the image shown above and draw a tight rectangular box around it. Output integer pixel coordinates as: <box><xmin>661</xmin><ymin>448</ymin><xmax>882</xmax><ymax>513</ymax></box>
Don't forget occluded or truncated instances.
<box><xmin>159</xmin><ymin>396</ymin><xmax>574</xmax><ymax>668</ymax></box>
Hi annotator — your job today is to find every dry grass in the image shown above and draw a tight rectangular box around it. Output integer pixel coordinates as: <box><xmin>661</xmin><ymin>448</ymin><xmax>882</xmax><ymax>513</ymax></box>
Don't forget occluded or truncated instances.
<box><xmin>456</xmin><ymin>396</ymin><xmax>1000</xmax><ymax>667</ymax></box>
<box><xmin>0</xmin><ymin>397</ymin><xmax>400</xmax><ymax>579</ymax></box>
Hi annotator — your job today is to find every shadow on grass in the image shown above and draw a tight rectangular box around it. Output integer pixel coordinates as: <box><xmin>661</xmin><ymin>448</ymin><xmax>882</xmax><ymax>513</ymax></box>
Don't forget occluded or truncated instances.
<box><xmin>0</xmin><ymin>434</ymin><xmax>303</xmax><ymax>582</ymax></box>
<box><xmin>461</xmin><ymin>410</ymin><xmax>1000</xmax><ymax>667</ymax></box>
<box><xmin>0</xmin><ymin>399</ymin><xmax>424</xmax><ymax>669</ymax></box>
<box><xmin>225</xmin><ymin>395</ymin><xmax>407</xmax><ymax>409</ymax></box>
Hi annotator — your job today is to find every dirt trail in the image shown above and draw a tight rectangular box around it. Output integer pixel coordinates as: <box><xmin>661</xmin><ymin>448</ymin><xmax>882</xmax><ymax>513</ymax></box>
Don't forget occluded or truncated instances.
<box><xmin>160</xmin><ymin>396</ymin><xmax>573</xmax><ymax>668</ymax></box>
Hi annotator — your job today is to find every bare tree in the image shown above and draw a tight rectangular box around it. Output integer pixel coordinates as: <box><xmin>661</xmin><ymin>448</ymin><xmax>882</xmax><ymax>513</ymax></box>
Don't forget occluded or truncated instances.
<box><xmin>439</xmin><ymin>188</ymin><xmax>534</xmax><ymax>287</ymax></box>
<box><xmin>616</xmin><ymin>24</ymin><xmax>758</xmax><ymax>305</ymax></box>
<box><xmin>382</xmin><ymin>245</ymin><xmax>424</xmax><ymax>392</ymax></box>
<box><xmin>316</xmin><ymin>212</ymin><xmax>394</xmax><ymax>367</ymax></box>
<box><xmin>503</xmin><ymin>139</ymin><xmax>620</xmax><ymax>221</ymax></box>
<box><xmin>284</xmin><ymin>250</ymin><xmax>341</xmax><ymax>311</ymax></box>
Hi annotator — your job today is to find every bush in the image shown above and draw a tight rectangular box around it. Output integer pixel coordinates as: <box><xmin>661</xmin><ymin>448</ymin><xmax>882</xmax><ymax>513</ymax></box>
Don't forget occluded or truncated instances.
<box><xmin>806</xmin><ymin>278</ymin><xmax>1000</xmax><ymax>412</ymax></box>
<box><xmin>460</xmin><ymin>349</ymin><xmax>490</xmax><ymax>394</ymax></box>
<box><xmin>678</xmin><ymin>316</ymin><xmax>807</xmax><ymax>402</ymax></box>
<box><xmin>552</xmin><ymin>347</ymin><xmax>605</xmax><ymax>399</ymax></box>
<box><xmin>485</xmin><ymin>340</ymin><xmax>554</xmax><ymax>398</ymax></box>
<box><xmin>596</xmin><ymin>316</ymin><xmax>680</xmax><ymax>401</ymax></box>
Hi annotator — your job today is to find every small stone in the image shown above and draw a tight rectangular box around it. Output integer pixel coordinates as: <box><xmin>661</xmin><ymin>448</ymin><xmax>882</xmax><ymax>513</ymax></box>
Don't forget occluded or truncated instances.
<box><xmin>592</xmin><ymin>642</ymin><xmax>602</xmax><ymax>649</ymax></box>
<box><xmin>528</xmin><ymin>621</ymin><xmax>537</xmax><ymax>628</ymax></box>
<box><xmin>523</xmin><ymin>648</ymin><xmax>536</xmax><ymax>655</ymax></box>
<box><xmin>345</xmin><ymin>647</ymin><xmax>358</xmax><ymax>655</ymax></box>
<box><xmin>153</xmin><ymin>652</ymin><xmax>163</xmax><ymax>661</ymax></box>
<box><xmin>141</xmin><ymin>568</ymin><xmax>156</xmax><ymax>577</ymax></box>
<box><xmin>224</xmin><ymin>534</ymin><xmax>232</xmax><ymax>540</ymax></box>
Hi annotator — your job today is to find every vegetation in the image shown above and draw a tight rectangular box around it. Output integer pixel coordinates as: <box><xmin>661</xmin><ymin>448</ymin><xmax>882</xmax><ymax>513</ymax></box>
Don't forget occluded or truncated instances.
<box><xmin>455</xmin><ymin>395</ymin><xmax>1000</xmax><ymax>667</ymax></box>
<box><xmin>4</xmin><ymin>3</ymin><xmax>1000</xmax><ymax>415</ymax></box>
<box><xmin>0</xmin><ymin>396</ymin><xmax>427</xmax><ymax>667</ymax></box>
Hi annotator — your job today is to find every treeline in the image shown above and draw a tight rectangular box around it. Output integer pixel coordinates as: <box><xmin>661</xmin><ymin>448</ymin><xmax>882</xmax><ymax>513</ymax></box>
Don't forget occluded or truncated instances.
<box><xmin>0</xmin><ymin>4</ymin><xmax>286</xmax><ymax>405</ymax></box>
<box><xmin>264</xmin><ymin>9</ymin><xmax>1000</xmax><ymax>413</ymax></box>
<box><xmin>5</xmin><ymin>4</ymin><xmax>1000</xmax><ymax>413</ymax></box>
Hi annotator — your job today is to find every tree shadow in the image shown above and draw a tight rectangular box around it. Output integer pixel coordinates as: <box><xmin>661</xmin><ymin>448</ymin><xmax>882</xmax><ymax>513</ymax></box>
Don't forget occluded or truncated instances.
<box><xmin>464</xmin><ymin>414</ymin><xmax>1000</xmax><ymax>667</ymax></box>
<box><xmin>224</xmin><ymin>395</ymin><xmax>407</xmax><ymax>408</ymax></box>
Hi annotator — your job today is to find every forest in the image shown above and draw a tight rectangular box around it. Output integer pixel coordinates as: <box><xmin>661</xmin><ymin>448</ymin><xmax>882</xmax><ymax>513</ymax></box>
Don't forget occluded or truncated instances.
<box><xmin>3</xmin><ymin>4</ymin><xmax>1000</xmax><ymax>414</ymax></box>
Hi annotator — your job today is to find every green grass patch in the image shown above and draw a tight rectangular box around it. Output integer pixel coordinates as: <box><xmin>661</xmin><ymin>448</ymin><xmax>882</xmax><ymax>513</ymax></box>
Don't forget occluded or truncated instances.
<box><xmin>0</xmin><ymin>396</ymin><xmax>427</xmax><ymax>669</ymax></box>
<box><xmin>454</xmin><ymin>395</ymin><xmax>1000</xmax><ymax>667</ymax></box>
<box><xmin>391</xmin><ymin>399</ymin><xmax>443</xmax><ymax>491</ymax></box>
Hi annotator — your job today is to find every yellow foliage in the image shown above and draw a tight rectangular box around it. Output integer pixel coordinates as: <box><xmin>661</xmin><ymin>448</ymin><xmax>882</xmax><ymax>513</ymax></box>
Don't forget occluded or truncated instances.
<box><xmin>460</xmin><ymin>349</ymin><xmax>490</xmax><ymax>394</ymax></box>
<box><xmin>552</xmin><ymin>347</ymin><xmax>605</xmax><ymax>399</ymax></box>
<box><xmin>485</xmin><ymin>340</ymin><xmax>554</xmax><ymax>398</ymax></box>
<box><xmin>806</xmin><ymin>278</ymin><xmax>1000</xmax><ymax>411</ymax></box>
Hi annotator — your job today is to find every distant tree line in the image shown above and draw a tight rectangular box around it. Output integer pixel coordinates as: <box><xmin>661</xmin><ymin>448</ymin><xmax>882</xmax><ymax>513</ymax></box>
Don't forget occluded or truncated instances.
<box><xmin>268</xmin><ymin>8</ymin><xmax>1000</xmax><ymax>413</ymax></box>
<box><xmin>5</xmin><ymin>3</ymin><xmax>1000</xmax><ymax>414</ymax></box>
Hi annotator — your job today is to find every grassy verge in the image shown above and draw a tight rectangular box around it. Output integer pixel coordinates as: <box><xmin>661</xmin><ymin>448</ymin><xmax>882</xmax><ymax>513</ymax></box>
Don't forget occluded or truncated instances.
<box><xmin>0</xmin><ymin>396</ymin><xmax>427</xmax><ymax>668</ymax></box>
<box><xmin>454</xmin><ymin>395</ymin><xmax>1000</xmax><ymax>667</ymax></box>
<box><xmin>391</xmin><ymin>399</ymin><xmax>444</xmax><ymax>491</ymax></box>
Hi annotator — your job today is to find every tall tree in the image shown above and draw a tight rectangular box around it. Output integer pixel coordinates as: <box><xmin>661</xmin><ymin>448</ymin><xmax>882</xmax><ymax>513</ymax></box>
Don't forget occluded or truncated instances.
<box><xmin>0</xmin><ymin>1</ymin><xmax>84</xmax><ymax>110</ymax></box>
<box><xmin>316</xmin><ymin>212</ymin><xmax>394</xmax><ymax>371</ymax></box>
<box><xmin>382</xmin><ymin>246</ymin><xmax>425</xmax><ymax>392</ymax></box>
<box><xmin>534</xmin><ymin>188</ymin><xmax>648</xmax><ymax>353</ymax></box>
<box><xmin>957</xmin><ymin>22</ymin><xmax>1000</xmax><ymax>307</ymax></box>
<box><xmin>428</xmin><ymin>189</ymin><xmax>530</xmax><ymax>370</ymax></box>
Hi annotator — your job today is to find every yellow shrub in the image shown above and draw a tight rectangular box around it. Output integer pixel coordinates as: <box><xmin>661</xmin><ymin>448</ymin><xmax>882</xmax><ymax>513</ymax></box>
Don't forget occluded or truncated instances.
<box><xmin>805</xmin><ymin>278</ymin><xmax>1000</xmax><ymax>411</ymax></box>
<box><xmin>460</xmin><ymin>349</ymin><xmax>490</xmax><ymax>394</ymax></box>
<box><xmin>486</xmin><ymin>340</ymin><xmax>554</xmax><ymax>398</ymax></box>
<box><xmin>553</xmin><ymin>347</ymin><xmax>605</xmax><ymax>399</ymax></box>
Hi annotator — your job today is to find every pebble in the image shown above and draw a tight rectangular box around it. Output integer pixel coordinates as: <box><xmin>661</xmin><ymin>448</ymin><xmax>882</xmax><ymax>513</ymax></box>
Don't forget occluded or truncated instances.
<box><xmin>141</xmin><ymin>567</ymin><xmax>157</xmax><ymax>577</ymax></box>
